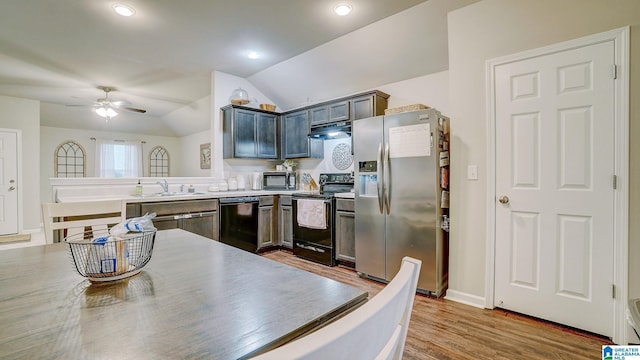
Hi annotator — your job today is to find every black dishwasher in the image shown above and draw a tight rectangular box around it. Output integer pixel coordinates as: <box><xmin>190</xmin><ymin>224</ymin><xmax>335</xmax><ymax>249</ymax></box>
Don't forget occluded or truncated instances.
<box><xmin>219</xmin><ymin>197</ymin><xmax>259</xmax><ymax>252</ymax></box>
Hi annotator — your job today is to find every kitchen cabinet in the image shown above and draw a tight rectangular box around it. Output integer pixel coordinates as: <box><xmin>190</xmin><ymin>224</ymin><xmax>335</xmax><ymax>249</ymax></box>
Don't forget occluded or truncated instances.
<box><xmin>222</xmin><ymin>105</ymin><xmax>278</xmax><ymax>159</ymax></box>
<box><xmin>222</xmin><ymin>90</ymin><xmax>388</xmax><ymax>160</ymax></box>
<box><xmin>281</xmin><ymin>110</ymin><xmax>323</xmax><ymax>159</ymax></box>
<box><xmin>258</xmin><ymin>196</ymin><xmax>275</xmax><ymax>250</ymax></box>
<box><xmin>278</xmin><ymin>195</ymin><xmax>293</xmax><ymax>249</ymax></box>
<box><xmin>129</xmin><ymin>199</ymin><xmax>219</xmax><ymax>240</ymax></box>
<box><xmin>335</xmin><ymin>198</ymin><xmax>355</xmax><ymax>266</ymax></box>
<box><xmin>126</xmin><ymin>203</ymin><xmax>140</xmax><ymax>218</ymax></box>
<box><xmin>349</xmin><ymin>92</ymin><xmax>388</xmax><ymax>120</ymax></box>
<box><xmin>310</xmin><ymin>100</ymin><xmax>349</xmax><ymax>126</ymax></box>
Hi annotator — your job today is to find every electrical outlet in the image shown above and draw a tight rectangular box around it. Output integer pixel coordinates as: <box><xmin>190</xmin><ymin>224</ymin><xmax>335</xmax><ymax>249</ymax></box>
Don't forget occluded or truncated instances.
<box><xmin>467</xmin><ymin>165</ymin><xmax>478</xmax><ymax>180</ymax></box>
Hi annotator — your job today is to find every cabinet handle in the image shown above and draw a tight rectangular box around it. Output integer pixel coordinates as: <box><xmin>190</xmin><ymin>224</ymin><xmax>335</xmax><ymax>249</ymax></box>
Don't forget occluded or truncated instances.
<box><xmin>377</xmin><ymin>143</ymin><xmax>384</xmax><ymax>214</ymax></box>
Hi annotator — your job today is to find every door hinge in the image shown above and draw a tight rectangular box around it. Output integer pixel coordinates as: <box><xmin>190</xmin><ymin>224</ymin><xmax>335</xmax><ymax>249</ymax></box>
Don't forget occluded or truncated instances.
<box><xmin>612</xmin><ymin>64</ymin><xmax>618</xmax><ymax>79</ymax></box>
<box><xmin>613</xmin><ymin>175</ymin><xmax>618</xmax><ymax>189</ymax></box>
<box><xmin>612</xmin><ymin>284</ymin><xmax>616</xmax><ymax>299</ymax></box>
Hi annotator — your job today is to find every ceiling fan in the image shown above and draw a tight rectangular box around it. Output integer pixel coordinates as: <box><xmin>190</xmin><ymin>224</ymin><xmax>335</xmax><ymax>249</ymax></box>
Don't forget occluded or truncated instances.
<box><xmin>72</xmin><ymin>86</ymin><xmax>147</xmax><ymax>121</ymax></box>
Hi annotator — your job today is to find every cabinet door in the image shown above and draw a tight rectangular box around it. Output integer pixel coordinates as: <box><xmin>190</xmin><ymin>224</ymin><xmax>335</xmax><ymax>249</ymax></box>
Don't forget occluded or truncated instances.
<box><xmin>350</xmin><ymin>95</ymin><xmax>374</xmax><ymax>120</ymax></box>
<box><xmin>310</xmin><ymin>106</ymin><xmax>328</xmax><ymax>126</ymax></box>
<box><xmin>235</xmin><ymin>109</ymin><xmax>258</xmax><ymax>158</ymax></box>
<box><xmin>182</xmin><ymin>215</ymin><xmax>215</xmax><ymax>239</ymax></box>
<box><xmin>335</xmin><ymin>210</ymin><xmax>355</xmax><ymax>264</ymax></box>
<box><xmin>153</xmin><ymin>218</ymin><xmax>180</xmax><ymax>231</ymax></box>
<box><xmin>282</xmin><ymin>110</ymin><xmax>310</xmax><ymax>159</ymax></box>
<box><xmin>126</xmin><ymin>203</ymin><xmax>140</xmax><ymax>218</ymax></box>
<box><xmin>329</xmin><ymin>101</ymin><xmax>350</xmax><ymax>121</ymax></box>
<box><xmin>258</xmin><ymin>205</ymin><xmax>273</xmax><ymax>249</ymax></box>
<box><xmin>279</xmin><ymin>205</ymin><xmax>293</xmax><ymax>248</ymax></box>
<box><xmin>256</xmin><ymin>113</ymin><xmax>278</xmax><ymax>159</ymax></box>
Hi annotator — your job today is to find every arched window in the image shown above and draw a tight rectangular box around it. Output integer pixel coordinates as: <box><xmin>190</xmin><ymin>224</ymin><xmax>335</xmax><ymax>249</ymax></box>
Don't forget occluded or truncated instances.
<box><xmin>55</xmin><ymin>141</ymin><xmax>86</xmax><ymax>177</ymax></box>
<box><xmin>149</xmin><ymin>146</ymin><xmax>170</xmax><ymax>177</ymax></box>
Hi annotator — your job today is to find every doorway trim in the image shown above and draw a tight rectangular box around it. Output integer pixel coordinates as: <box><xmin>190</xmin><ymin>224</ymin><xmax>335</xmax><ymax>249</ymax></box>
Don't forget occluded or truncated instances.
<box><xmin>0</xmin><ymin>128</ymin><xmax>23</xmax><ymax>236</ymax></box>
<box><xmin>485</xmin><ymin>27</ymin><xmax>629</xmax><ymax>343</ymax></box>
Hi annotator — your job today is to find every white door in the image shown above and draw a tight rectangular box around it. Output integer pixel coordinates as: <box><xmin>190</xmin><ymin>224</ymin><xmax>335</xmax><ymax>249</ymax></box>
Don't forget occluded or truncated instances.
<box><xmin>0</xmin><ymin>131</ymin><xmax>18</xmax><ymax>235</ymax></box>
<box><xmin>494</xmin><ymin>40</ymin><xmax>615</xmax><ymax>336</ymax></box>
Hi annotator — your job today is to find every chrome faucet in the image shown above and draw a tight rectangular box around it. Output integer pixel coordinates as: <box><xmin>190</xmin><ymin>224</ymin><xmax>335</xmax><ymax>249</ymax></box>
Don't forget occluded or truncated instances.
<box><xmin>157</xmin><ymin>179</ymin><xmax>169</xmax><ymax>193</ymax></box>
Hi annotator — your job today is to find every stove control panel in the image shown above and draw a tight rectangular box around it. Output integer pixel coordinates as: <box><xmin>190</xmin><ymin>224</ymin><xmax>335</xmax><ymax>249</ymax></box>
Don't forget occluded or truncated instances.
<box><xmin>319</xmin><ymin>172</ymin><xmax>354</xmax><ymax>185</ymax></box>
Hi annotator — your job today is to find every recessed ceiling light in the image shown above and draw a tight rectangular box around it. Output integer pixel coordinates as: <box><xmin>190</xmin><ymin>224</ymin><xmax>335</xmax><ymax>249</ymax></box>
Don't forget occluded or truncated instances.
<box><xmin>247</xmin><ymin>51</ymin><xmax>260</xmax><ymax>60</ymax></box>
<box><xmin>113</xmin><ymin>4</ymin><xmax>136</xmax><ymax>17</ymax></box>
<box><xmin>334</xmin><ymin>4</ymin><xmax>352</xmax><ymax>16</ymax></box>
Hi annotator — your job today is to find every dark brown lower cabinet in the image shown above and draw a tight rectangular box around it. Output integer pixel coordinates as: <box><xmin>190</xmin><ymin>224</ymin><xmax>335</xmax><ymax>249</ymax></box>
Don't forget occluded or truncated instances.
<box><xmin>258</xmin><ymin>196</ymin><xmax>275</xmax><ymax>250</ymax></box>
<box><xmin>335</xmin><ymin>198</ymin><xmax>355</xmax><ymax>266</ymax></box>
<box><xmin>127</xmin><ymin>199</ymin><xmax>219</xmax><ymax>240</ymax></box>
<box><xmin>278</xmin><ymin>195</ymin><xmax>293</xmax><ymax>249</ymax></box>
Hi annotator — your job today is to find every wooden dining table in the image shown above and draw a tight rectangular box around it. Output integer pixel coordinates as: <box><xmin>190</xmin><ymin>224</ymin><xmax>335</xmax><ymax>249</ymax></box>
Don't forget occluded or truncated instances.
<box><xmin>0</xmin><ymin>229</ymin><xmax>367</xmax><ymax>359</ymax></box>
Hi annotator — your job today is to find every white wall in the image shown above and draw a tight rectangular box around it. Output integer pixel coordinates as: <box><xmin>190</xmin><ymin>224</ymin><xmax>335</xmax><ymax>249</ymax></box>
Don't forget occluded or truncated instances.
<box><xmin>0</xmin><ymin>95</ymin><xmax>40</xmax><ymax>232</ymax></box>
<box><xmin>40</xmin><ymin>126</ymin><xmax>181</xmax><ymax>202</ymax></box>
<box><xmin>447</xmin><ymin>0</ymin><xmax>640</xmax><ymax>311</ymax></box>
<box><xmin>296</xmin><ymin>138</ymin><xmax>354</xmax><ymax>181</ymax></box>
<box><xmin>377</xmin><ymin>70</ymin><xmax>451</xmax><ymax>115</ymax></box>
<box><xmin>178</xmin><ymin>129</ymin><xmax>212</xmax><ymax>177</ymax></box>
<box><xmin>161</xmin><ymin>94</ymin><xmax>212</xmax><ymax>139</ymax></box>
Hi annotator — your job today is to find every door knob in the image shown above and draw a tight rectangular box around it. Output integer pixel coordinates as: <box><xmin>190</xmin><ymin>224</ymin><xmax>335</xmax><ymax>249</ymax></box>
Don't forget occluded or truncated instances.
<box><xmin>8</xmin><ymin>186</ymin><xmax>15</xmax><ymax>191</ymax></box>
<box><xmin>498</xmin><ymin>195</ymin><xmax>509</xmax><ymax>204</ymax></box>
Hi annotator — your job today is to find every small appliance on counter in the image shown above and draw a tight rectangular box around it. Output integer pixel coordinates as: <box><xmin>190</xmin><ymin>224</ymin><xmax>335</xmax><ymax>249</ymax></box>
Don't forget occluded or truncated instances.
<box><xmin>228</xmin><ymin>177</ymin><xmax>238</xmax><ymax>191</ymax></box>
<box><xmin>252</xmin><ymin>172</ymin><xmax>262</xmax><ymax>190</ymax></box>
<box><xmin>263</xmin><ymin>171</ymin><xmax>296</xmax><ymax>190</ymax></box>
<box><xmin>237</xmin><ymin>175</ymin><xmax>246</xmax><ymax>190</ymax></box>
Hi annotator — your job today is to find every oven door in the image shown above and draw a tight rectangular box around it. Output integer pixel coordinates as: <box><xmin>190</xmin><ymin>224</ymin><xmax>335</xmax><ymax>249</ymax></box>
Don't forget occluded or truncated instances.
<box><xmin>292</xmin><ymin>198</ymin><xmax>335</xmax><ymax>266</ymax></box>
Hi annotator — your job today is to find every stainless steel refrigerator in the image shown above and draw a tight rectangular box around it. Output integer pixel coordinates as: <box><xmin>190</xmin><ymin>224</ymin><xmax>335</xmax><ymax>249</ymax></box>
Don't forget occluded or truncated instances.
<box><xmin>354</xmin><ymin>108</ymin><xmax>449</xmax><ymax>296</ymax></box>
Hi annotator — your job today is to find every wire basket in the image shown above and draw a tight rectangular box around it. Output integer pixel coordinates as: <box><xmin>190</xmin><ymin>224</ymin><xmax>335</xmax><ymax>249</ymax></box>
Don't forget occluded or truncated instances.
<box><xmin>65</xmin><ymin>230</ymin><xmax>156</xmax><ymax>282</ymax></box>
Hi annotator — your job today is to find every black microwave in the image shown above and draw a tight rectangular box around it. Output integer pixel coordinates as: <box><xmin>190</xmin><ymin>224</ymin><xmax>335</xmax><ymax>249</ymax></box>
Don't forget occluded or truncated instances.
<box><xmin>263</xmin><ymin>171</ymin><xmax>296</xmax><ymax>190</ymax></box>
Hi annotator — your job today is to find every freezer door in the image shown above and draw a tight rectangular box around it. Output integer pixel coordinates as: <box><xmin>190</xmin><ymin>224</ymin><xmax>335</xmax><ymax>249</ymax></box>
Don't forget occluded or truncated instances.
<box><xmin>354</xmin><ymin>116</ymin><xmax>386</xmax><ymax>280</ymax></box>
<box><xmin>383</xmin><ymin>110</ymin><xmax>439</xmax><ymax>291</ymax></box>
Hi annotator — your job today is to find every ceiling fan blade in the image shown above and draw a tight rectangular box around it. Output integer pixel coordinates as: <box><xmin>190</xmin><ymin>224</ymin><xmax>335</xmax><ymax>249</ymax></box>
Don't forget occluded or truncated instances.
<box><xmin>122</xmin><ymin>106</ymin><xmax>147</xmax><ymax>114</ymax></box>
<box><xmin>111</xmin><ymin>100</ymin><xmax>131</xmax><ymax>107</ymax></box>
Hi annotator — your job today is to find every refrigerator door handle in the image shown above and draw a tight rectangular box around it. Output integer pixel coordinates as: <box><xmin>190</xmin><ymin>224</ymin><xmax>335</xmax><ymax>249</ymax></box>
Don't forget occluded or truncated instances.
<box><xmin>383</xmin><ymin>142</ymin><xmax>391</xmax><ymax>215</ymax></box>
<box><xmin>377</xmin><ymin>143</ymin><xmax>384</xmax><ymax>214</ymax></box>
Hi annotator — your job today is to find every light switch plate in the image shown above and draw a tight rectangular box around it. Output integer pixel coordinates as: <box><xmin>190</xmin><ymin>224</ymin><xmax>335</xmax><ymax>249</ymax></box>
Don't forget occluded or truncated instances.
<box><xmin>467</xmin><ymin>165</ymin><xmax>478</xmax><ymax>180</ymax></box>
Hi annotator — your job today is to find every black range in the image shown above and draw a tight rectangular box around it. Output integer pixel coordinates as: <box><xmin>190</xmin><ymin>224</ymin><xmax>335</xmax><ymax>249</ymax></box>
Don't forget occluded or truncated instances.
<box><xmin>292</xmin><ymin>173</ymin><xmax>354</xmax><ymax>266</ymax></box>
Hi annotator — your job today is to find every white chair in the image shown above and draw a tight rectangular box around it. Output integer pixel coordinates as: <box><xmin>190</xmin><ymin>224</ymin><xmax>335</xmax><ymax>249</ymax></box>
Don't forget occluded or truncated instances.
<box><xmin>41</xmin><ymin>200</ymin><xmax>126</xmax><ymax>244</ymax></box>
<box><xmin>253</xmin><ymin>256</ymin><xmax>422</xmax><ymax>360</ymax></box>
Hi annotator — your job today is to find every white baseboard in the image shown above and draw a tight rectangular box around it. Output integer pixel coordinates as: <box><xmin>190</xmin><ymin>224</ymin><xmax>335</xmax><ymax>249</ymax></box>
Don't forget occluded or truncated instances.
<box><xmin>445</xmin><ymin>289</ymin><xmax>486</xmax><ymax>309</ymax></box>
<box><xmin>0</xmin><ymin>228</ymin><xmax>45</xmax><ymax>250</ymax></box>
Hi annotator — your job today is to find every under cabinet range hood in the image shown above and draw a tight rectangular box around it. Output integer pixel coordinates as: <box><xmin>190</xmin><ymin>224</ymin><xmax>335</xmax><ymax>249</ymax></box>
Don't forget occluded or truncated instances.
<box><xmin>309</xmin><ymin>120</ymin><xmax>351</xmax><ymax>140</ymax></box>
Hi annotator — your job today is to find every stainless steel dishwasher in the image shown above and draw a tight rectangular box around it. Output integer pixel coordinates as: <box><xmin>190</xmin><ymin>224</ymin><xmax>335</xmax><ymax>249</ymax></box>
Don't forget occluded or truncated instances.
<box><xmin>219</xmin><ymin>196</ymin><xmax>259</xmax><ymax>252</ymax></box>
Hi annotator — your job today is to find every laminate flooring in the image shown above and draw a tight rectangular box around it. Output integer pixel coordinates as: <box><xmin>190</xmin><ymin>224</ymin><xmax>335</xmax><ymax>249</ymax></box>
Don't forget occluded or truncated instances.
<box><xmin>261</xmin><ymin>249</ymin><xmax>613</xmax><ymax>359</ymax></box>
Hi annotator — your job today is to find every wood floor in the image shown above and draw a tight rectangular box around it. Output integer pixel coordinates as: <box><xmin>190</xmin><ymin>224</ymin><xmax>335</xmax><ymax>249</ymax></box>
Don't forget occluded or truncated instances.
<box><xmin>261</xmin><ymin>250</ymin><xmax>613</xmax><ymax>359</ymax></box>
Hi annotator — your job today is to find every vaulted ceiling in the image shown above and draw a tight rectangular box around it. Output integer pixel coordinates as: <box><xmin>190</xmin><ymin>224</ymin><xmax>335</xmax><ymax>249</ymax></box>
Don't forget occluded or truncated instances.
<box><xmin>0</xmin><ymin>0</ymin><xmax>476</xmax><ymax>136</ymax></box>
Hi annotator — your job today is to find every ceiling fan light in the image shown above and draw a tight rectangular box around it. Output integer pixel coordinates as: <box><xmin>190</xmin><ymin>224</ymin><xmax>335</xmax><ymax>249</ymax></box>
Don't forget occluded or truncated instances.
<box><xmin>106</xmin><ymin>107</ymin><xmax>118</xmax><ymax>118</ymax></box>
<box><xmin>95</xmin><ymin>106</ymin><xmax>118</xmax><ymax>118</ymax></box>
<box><xmin>95</xmin><ymin>106</ymin><xmax>108</xmax><ymax>117</ymax></box>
